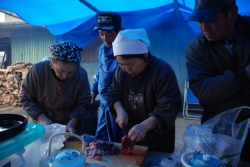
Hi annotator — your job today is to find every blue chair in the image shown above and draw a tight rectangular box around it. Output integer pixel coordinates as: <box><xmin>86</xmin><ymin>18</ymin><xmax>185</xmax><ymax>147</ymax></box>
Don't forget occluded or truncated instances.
<box><xmin>182</xmin><ymin>77</ymin><xmax>203</xmax><ymax>120</ymax></box>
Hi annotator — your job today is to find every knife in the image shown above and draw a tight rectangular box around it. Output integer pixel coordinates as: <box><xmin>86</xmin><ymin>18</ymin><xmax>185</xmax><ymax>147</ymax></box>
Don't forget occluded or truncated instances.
<box><xmin>122</xmin><ymin>123</ymin><xmax>127</xmax><ymax>136</ymax></box>
<box><xmin>122</xmin><ymin>123</ymin><xmax>134</xmax><ymax>149</ymax></box>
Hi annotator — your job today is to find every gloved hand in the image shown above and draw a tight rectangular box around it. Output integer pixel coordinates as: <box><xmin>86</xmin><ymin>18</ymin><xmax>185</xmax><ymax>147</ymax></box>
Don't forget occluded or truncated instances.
<box><xmin>37</xmin><ymin>114</ymin><xmax>53</xmax><ymax>125</ymax></box>
<box><xmin>90</xmin><ymin>92</ymin><xmax>97</xmax><ymax>105</ymax></box>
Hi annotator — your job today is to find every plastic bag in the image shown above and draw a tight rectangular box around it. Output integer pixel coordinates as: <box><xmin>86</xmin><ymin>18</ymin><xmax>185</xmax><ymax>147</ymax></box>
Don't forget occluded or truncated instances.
<box><xmin>40</xmin><ymin>123</ymin><xmax>66</xmax><ymax>160</ymax></box>
<box><xmin>159</xmin><ymin>157</ymin><xmax>176</xmax><ymax>167</ymax></box>
<box><xmin>159</xmin><ymin>150</ymin><xmax>183</xmax><ymax>167</ymax></box>
<box><xmin>181</xmin><ymin>106</ymin><xmax>250</xmax><ymax>167</ymax></box>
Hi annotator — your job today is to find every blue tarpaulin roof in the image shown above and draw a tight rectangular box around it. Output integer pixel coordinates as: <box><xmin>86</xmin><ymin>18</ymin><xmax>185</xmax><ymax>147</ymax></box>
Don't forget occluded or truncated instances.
<box><xmin>1</xmin><ymin>0</ymin><xmax>250</xmax><ymax>46</ymax></box>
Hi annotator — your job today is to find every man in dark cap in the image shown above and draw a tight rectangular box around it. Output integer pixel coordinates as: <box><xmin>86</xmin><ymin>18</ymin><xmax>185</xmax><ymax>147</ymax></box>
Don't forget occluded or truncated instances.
<box><xmin>186</xmin><ymin>0</ymin><xmax>250</xmax><ymax>163</ymax></box>
<box><xmin>19</xmin><ymin>41</ymin><xmax>91</xmax><ymax>135</ymax></box>
<box><xmin>91</xmin><ymin>12</ymin><xmax>124</xmax><ymax>142</ymax></box>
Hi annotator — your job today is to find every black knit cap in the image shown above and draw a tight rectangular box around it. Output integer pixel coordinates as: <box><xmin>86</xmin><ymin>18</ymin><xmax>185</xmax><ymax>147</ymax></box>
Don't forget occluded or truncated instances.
<box><xmin>93</xmin><ymin>12</ymin><xmax>122</xmax><ymax>31</ymax></box>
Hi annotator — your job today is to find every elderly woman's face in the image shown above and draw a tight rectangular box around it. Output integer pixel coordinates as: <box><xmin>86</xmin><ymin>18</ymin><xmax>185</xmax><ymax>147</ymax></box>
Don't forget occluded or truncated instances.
<box><xmin>51</xmin><ymin>59</ymin><xmax>78</xmax><ymax>80</ymax></box>
<box><xmin>116</xmin><ymin>55</ymin><xmax>147</xmax><ymax>75</ymax></box>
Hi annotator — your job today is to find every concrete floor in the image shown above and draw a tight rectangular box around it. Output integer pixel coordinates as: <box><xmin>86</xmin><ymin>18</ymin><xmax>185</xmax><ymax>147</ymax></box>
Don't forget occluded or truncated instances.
<box><xmin>0</xmin><ymin>104</ymin><xmax>200</xmax><ymax>151</ymax></box>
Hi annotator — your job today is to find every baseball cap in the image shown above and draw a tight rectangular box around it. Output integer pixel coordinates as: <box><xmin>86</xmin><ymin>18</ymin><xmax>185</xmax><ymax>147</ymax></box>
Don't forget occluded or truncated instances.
<box><xmin>93</xmin><ymin>12</ymin><xmax>122</xmax><ymax>31</ymax></box>
<box><xmin>186</xmin><ymin>0</ymin><xmax>236</xmax><ymax>22</ymax></box>
<box><xmin>112</xmin><ymin>28</ymin><xmax>150</xmax><ymax>56</ymax></box>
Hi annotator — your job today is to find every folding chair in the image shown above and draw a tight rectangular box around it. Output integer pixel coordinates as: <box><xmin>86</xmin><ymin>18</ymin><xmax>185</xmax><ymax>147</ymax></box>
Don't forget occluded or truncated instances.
<box><xmin>182</xmin><ymin>77</ymin><xmax>203</xmax><ymax>120</ymax></box>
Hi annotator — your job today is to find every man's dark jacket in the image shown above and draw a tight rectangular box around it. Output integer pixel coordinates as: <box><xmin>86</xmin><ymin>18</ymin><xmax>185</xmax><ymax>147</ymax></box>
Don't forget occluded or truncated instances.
<box><xmin>186</xmin><ymin>15</ymin><xmax>250</xmax><ymax>162</ymax></box>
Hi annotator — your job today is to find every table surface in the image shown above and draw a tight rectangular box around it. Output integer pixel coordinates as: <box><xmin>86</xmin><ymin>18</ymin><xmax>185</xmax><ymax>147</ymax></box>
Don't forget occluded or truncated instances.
<box><xmin>63</xmin><ymin>139</ymin><xmax>172</xmax><ymax>167</ymax></box>
<box><xmin>142</xmin><ymin>151</ymin><xmax>172</xmax><ymax>167</ymax></box>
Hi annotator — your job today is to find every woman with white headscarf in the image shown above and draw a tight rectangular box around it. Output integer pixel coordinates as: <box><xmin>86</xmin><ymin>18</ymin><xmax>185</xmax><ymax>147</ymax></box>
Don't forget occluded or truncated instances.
<box><xmin>108</xmin><ymin>29</ymin><xmax>181</xmax><ymax>152</ymax></box>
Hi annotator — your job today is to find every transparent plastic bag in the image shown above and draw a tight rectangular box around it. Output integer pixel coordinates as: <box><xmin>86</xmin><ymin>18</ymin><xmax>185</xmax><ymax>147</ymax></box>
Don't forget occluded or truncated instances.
<box><xmin>159</xmin><ymin>157</ymin><xmax>175</xmax><ymax>167</ymax></box>
<box><xmin>181</xmin><ymin>106</ymin><xmax>250</xmax><ymax>167</ymax></box>
<box><xmin>40</xmin><ymin>123</ymin><xmax>66</xmax><ymax>160</ymax></box>
<box><xmin>159</xmin><ymin>149</ymin><xmax>183</xmax><ymax>167</ymax></box>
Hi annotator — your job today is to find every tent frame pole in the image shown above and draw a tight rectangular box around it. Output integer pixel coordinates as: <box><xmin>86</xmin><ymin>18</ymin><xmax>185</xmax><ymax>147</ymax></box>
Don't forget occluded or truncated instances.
<box><xmin>78</xmin><ymin>0</ymin><xmax>100</xmax><ymax>14</ymax></box>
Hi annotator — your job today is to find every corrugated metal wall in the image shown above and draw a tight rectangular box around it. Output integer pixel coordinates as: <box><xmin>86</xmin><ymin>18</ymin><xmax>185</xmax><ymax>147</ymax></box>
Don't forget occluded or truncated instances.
<box><xmin>82</xmin><ymin>36</ymin><xmax>102</xmax><ymax>62</ymax></box>
<box><xmin>11</xmin><ymin>27</ymin><xmax>55</xmax><ymax>64</ymax></box>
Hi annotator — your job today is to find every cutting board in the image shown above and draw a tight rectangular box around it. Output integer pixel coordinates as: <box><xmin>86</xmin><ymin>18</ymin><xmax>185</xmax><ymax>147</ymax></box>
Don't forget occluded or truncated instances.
<box><xmin>64</xmin><ymin>140</ymin><xmax>148</xmax><ymax>167</ymax></box>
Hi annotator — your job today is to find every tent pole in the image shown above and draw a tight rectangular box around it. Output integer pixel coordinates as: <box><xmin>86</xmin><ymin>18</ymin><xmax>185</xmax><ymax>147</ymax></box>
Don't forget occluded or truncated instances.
<box><xmin>173</xmin><ymin>0</ymin><xmax>180</xmax><ymax>18</ymax></box>
<box><xmin>78</xmin><ymin>0</ymin><xmax>100</xmax><ymax>14</ymax></box>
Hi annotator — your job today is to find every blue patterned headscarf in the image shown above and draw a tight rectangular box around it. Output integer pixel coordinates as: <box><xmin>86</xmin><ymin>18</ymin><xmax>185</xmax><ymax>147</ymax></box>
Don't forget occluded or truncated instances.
<box><xmin>49</xmin><ymin>41</ymin><xmax>83</xmax><ymax>63</ymax></box>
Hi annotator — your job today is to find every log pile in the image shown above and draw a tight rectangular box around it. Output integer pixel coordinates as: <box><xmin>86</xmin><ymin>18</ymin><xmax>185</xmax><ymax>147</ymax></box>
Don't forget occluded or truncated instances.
<box><xmin>0</xmin><ymin>61</ymin><xmax>33</xmax><ymax>106</ymax></box>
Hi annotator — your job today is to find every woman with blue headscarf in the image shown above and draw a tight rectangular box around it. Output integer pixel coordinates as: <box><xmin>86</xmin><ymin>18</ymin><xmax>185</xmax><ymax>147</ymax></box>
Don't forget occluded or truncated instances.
<box><xmin>19</xmin><ymin>41</ymin><xmax>91</xmax><ymax>134</ymax></box>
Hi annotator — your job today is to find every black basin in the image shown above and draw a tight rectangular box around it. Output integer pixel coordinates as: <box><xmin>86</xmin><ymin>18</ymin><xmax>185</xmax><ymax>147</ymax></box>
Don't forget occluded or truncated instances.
<box><xmin>0</xmin><ymin>114</ymin><xmax>28</xmax><ymax>142</ymax></box>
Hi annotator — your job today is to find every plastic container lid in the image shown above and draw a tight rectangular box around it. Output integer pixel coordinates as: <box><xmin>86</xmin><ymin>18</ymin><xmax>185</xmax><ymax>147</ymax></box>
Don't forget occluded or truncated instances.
<box><xmin>0</xmin><ymin>123</ymin><xmax>45</xmax><ymax>160</ymax></box>
<box><xmin>54</xmin><ymin>150</ymin><xmax>81</xmax><ymax>161</ymax></box>
<box><xmin>189</xmin><ymin>153</ymin><xmax>222</xmax><ymax>167</ymax></box>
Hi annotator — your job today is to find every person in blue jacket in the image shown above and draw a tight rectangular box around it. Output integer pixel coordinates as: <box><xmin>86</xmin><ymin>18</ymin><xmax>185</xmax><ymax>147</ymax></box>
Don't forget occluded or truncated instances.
<box><xmin>91</xmin><ymin>12</ymin><xmax>123</xmax><ymax>142</ymax></box>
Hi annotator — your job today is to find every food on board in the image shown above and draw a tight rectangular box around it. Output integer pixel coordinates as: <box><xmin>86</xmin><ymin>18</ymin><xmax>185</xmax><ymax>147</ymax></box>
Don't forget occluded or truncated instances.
<box><xmin>86</xmin><ymin>140</ymin><xmax>120</xmax><ymax>161</ymax></box>
<box><xmin>121</xmin><ymin>135</ymin><xmax>135</xmax><ymax>155</ymax></box>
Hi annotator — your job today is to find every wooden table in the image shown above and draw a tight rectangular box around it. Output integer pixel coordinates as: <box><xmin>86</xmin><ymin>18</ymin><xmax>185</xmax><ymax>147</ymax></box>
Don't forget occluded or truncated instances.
<box><xmin>63</xmin><ymin>139</ymin><xmax>171</xmax><ymax>167</ymax></box>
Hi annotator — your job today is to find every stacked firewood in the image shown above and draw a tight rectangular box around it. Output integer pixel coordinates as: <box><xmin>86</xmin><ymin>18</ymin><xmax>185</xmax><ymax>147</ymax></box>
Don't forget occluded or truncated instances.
<box><xmin>0</xmin><ymin>61</ymin><xmax>33</xmax><ymax>106</ymax></box>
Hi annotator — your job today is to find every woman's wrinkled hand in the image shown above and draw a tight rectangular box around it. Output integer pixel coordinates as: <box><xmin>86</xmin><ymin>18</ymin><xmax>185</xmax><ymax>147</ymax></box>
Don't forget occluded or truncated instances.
<box><xmin>37</xmin><ymin>114</ymin><xmax>53</xmax><ymax>125</ymax></box>
<box><xmin>116</xmin><ymin>111</ymin><xmax>129</xmax><ymax>129</ymax></box>
<box><xmin>66</xmin><ymin>118</ymin><xmax>77</xmax><ymax>134</ymax></box>
<box><xmin>66</xmin><ymin>124</ymin><xmax>76</xmax><ymax>134</ymax></box>
<box><xmin>128</xmin><ymin>124</ymin><xmax>146</xmax><ymax>142</ymax></box>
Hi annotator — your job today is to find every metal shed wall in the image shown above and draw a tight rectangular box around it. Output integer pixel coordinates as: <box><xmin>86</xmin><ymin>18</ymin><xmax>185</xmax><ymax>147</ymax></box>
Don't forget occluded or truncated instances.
<box><xmin>11</xmin><ymin>26</ymin><xmax>55</xmax><ymax>64</ymax></box>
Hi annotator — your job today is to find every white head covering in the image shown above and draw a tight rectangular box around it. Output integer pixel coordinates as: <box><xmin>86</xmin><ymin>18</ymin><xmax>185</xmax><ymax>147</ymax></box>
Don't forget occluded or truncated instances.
<box><xmin>112</xmin><ymin>28</ymin><xmax>151</xmax><ymax>56</ymax></box>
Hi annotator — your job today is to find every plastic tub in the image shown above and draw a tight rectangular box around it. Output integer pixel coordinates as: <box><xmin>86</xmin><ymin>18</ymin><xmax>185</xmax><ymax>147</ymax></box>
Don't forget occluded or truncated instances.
<box><xmin>0</xmin><ymin>123</ymin><xmax>45</xmax><ymax>167</ymax></box>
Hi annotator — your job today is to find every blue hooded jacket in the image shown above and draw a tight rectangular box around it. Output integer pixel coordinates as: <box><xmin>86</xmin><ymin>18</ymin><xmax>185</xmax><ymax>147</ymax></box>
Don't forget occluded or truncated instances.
<box><xmin>91</xmin><ymin>43</ymin><xmax>118</xmax><ymax>109</ymax></box>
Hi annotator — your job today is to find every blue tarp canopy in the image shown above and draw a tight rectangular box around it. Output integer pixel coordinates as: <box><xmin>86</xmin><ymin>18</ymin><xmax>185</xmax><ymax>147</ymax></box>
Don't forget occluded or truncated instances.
<box><xmin>1</xmin><ymin>0</ymin><xmax>250</xmax><ymax>46</ymax></box>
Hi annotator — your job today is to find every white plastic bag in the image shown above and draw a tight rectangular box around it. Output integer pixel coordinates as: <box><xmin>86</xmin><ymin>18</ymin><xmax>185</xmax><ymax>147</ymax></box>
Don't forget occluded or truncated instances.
<box><xmin>40</xmin><ymin>123</ymin><xmax>66</xmax><ymax>160</ymax></box>
<box><xmin>181</xmin><ymin>106</ymin><xmax>250</xmax><ymax>167</ymax></box>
